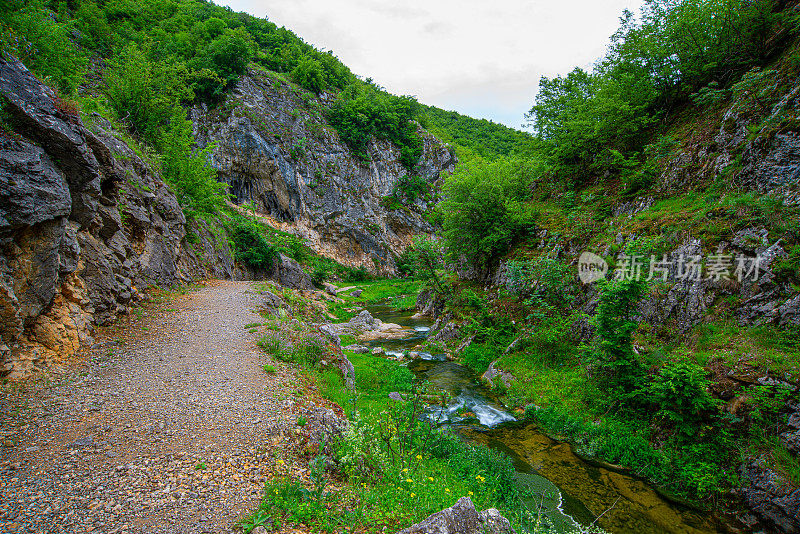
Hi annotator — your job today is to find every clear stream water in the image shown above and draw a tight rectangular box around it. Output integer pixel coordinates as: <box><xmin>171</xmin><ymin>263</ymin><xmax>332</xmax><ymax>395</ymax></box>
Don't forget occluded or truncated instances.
<box><xmin>364</xmin><ymin>302</ymin><xmax>723</xmax><ymax>534</ymax></box>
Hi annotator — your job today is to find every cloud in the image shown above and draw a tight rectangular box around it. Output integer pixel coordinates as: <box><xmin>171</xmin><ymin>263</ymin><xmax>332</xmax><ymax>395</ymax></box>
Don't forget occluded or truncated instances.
<box><xmin>215</xmin><ymin>0</ymin><xmax>645</xmax><ymax>127</ymax></box>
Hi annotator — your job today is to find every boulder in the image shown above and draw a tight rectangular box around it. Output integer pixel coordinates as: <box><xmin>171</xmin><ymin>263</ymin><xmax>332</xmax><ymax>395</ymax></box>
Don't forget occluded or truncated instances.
<box><xmin>273</xmin><ymin>253</ymin><xmax>314</xmax><ymax>290</ymax></box>
<box><xmin>323</xmin><ymin>282</ymin><xmax>338</xmax><ymax>296</ymax></box>
<box><xmin>397</xmin><ymin>497</ymin><xmax>515</xmax><ymax>534</ymax></box>
<box><xmin>739</xmin><ymin>457</ymin><xmax>800</xmax><ymax>533</ymax></box>
<box><xmin>298</xmin><ymin>406</ymin><xmax>348</xmax><ymax>455</ymax></box>
<box><xmin>371</xmin><ymin>347</ymin><xmax>384</xmax><ymax>356</ymax></box>
<box><xmin>482</xmin><ymin>360</ymin><xmax>515</xmax><ymax>389</ymax></box>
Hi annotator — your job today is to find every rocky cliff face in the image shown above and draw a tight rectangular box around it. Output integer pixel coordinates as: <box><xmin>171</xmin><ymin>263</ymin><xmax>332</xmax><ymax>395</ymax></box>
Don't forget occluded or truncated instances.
<box><xmin>191</xmin><ymin>68</ymin><xmax>455</xmax><ymax>275</ymax></box>
<box><xmin>0</xmin><ymin>58</ymin><xmax>234</xmax><ymax>378</ymax></box>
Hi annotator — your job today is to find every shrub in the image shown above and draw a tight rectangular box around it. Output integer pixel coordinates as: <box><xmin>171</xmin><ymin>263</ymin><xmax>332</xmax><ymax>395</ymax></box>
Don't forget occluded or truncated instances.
<box><xmin>438</xmin><ymin>157</ymin><xmax>539</xmax><ymax>270</ymax></box>
<box><xmin>159</xmin><ymin>110</ymin><xmax>229</xmax><ymax>217</ymax></box>
<box><xmin>646</xmin><ymin>360</ymin><xmax>718</xmax><ymax>436</ymax></box>
<box><xmin>292</xmin><ymin>57</ymin><xmax>325</xmax><ymax>94</ymax></box>
<box><xmin>230</xmin><ymin>219</ymin><xmax>278</xmax><ymax>270</ymax></box>
<box><xmin>586</xmin><ymin>279</ymin><xmax>646</xmax><ymax>396</ymax></box>
<box><xmin>5</xmin><ymin>1</ymin><xmax>88</xmax><ymax>95</ymax></box>
<box><xmin>326</xmin><ymin>83</ymin><xmax>422</xmax><ymax>171</ymax></box>
<box><xmin>105</xmin><ymin>45</ymin><xmax>194</xmax><ymax>145</ymax></box>
<box><xmin>202</xmin><ymin>27</ymin><xmax>255</xmax><ymax>82</ymax></box>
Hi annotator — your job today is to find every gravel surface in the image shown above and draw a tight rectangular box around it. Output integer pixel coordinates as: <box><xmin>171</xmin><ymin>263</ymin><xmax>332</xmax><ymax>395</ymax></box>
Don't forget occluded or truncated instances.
<box><xmin>0</xmin><ymin>281</ymin><xmax>300</xmax><ymax>534</ymax></box>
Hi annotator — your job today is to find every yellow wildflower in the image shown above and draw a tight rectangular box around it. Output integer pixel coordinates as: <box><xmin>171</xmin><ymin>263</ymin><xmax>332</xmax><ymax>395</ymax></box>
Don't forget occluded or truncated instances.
<box><xmin>416</xmin><ymin>455</ymin><xmax>422</xmax><ymax>460</ymax></box>
<box><xmin>410</xmin><ymin>492</ymin><xmax>416</xmax><ymax>497</ymax></box>
<box><xmin>406</xmin><ymin>478</ymin><xmax>413</xmax><ymax>483</ymax></box>
<box><xmin>428</xmin><ymin>477</ymin><xmax>434</xmax><ymax>482</ymax></box>
<box><xmin>468</xmin><ymin>491</ymin><xmax>474</xmax><ymax>496</ymax></box>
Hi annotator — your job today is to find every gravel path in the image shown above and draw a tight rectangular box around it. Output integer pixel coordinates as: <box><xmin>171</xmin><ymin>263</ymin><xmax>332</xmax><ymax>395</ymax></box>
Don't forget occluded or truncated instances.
<box><xmin>0</xmin><ymin>281</ymin><xmax>299</xmax><ymax>534</ymax></box>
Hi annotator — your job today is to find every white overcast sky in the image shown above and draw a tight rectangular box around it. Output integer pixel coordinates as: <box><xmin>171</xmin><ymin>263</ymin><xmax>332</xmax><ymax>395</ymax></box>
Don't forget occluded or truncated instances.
<box><xmin>215</xmin><ymin>0</ymin><xmax>646</xmax><ymax>129</ymax></box>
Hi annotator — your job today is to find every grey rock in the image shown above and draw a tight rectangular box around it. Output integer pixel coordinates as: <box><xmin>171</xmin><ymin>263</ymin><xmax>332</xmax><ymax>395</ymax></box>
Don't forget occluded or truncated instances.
<box><xmin>323</xmin><ymin>282</ymin><xmax>338</xmax><ymax>296</ymax></box>
<box><xmin>482</xmin><ymin>360</ymin><xmax>515</xmax><ymax>389</ymax></box>
<box><xmin>191</xmin><ymin>70</ymin><xmax>455</xmax><ymax>275</ymax></box>
<box><xmin>258</xmin><ymin>291</ymin><xmax>287</xmax><ymax>315</ymax></box>
<box><xmin>732</xmin><ymin>227</ymin><xmax>770</xmax><ymax>253</ymax></box>
<box><xmin>788</xmin><ymin>413</ymin><xmax>800</xmax><ymax>430</ymax></box>
<box><xmin>273</xmin><ymin>253</ymin><xmax>314</xmax><ymax>290</ymax></box>
<box><xmin>351</xmin><ymin>289</ymin><xmax>363</xmax><ymax>298</ymax></box>
<box><xmin>397</xmin><ymin>497</ymin><xmax>515</xmax><ymax>534</ymax></box>
<box><xmin>371</xmin><ymin>347</ymin><xmax>384</xmax><ymax>356</ymax></box>
<box><xmin>68</xmin><ymin>436</ymin><xmax>94</xmax><ymax>449</ymax></box>
<box><xmin>343</xmin><ymin>344</ymin><xmax>369</xmax><ymax>354</ymax></box>
<box><xmin>0</xmin><ymin>57</ymin><xmax>100</xmax><ymax>228</ymax></box>
<box><xmin>781</xmin><ymin>429</ymin><xmax>800</xmax><ymax>455</ymax></box>
<box><xmin>300</xmin><ymin>407</ymin><xmax>348</xmax><ymax>454</ymax></box>
<box><xmin>739</xmin><ymin>457</ymin><xmax>800</xmax><ymax>533</ymax></box>
<box><xmin>0</xmin><ymin>139</ymin><xmax>71</xmax><ymax>229</ymax></box>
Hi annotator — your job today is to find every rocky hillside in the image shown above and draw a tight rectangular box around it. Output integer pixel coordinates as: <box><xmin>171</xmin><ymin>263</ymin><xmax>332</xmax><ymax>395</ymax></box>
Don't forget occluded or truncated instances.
<box><xmin>0</xmin><ymin>54</ymin><xmax>455</xmax><ymax>379</ymax></box>
<box><xmin>0</xmin><ymin>58</ymin><xmax>236</xmax><ymax>378</ymax></box>
<box><xmin>192</xmin><ymin>68</ymin><xmax>455</xmax><ymax>275</ymax></box>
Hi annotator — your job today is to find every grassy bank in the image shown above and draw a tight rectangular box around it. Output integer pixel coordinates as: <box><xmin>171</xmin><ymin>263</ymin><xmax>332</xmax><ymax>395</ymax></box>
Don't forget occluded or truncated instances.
<box><xmin>242</xmin><ymin>280</ymin><xmax>588</xmax><ymax>533</ymax></box>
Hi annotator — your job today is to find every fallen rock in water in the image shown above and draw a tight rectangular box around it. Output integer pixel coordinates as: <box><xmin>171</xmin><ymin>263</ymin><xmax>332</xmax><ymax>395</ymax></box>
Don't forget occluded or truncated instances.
<box><xmin>358</xmin><ymin>323</ymin><xmax>412</xmax><ymax>342</ymax></box>
<box><xmin>397</xmin><ymin>497</ymin><xmax>515</xmax><ymax>534</ymax></box>
<box><xmin>371</xmin><ymin>347</ymin><xmax>385</xmax><ymax>356</ymax></box>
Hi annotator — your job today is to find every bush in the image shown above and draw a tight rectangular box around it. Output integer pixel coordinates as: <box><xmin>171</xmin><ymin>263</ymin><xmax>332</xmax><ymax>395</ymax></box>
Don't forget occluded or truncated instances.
<box><xmin>292</xmin><ymin>57</ymin><xmax>325</xmax><ymax>93</ymax></box>
<box><xmin>438</xmin><ymin>158</ymin><xmax>539</xmax><ymax>269</ymax></box>
<box><xmin>105</xmin><ymin>45</ymin><xmax>193</xmax><ymax>144</ymax></box>
<box><xmin>326</xmin><ymin>83</ymin><xmax>422</xmax><ymax>170</ymax></box>
<box><xmin>230</xmin><ymin>219</ymin><xmax>278</xmax><ymax>270</ymax></box>
<box><xmin>646</xmin><ymin>360</ymin><xmax>719</xmax><ymax>436</ymax></box>
<box><xmin>586</xmin><ymin>279</ymin><xmax>646</xmax><ymax>397</ymax></box>
<box><xmin>159</xmin><ymin>110</ymin><xmax>229</xmax><ymax>217</ymax></box>
<box><xmin>202</xmin><ymin>27</ymin><xmax>254</xmax><ymax>82</ymax></box>
<box><xmin>5</xmin><ymin>1</ymin><xmax>88</xmax><ymax>95</ymax></box>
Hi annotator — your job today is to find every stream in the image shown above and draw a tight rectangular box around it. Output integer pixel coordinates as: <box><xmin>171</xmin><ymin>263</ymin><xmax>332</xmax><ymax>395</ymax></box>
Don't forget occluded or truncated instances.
<box><xmin>364</xmin><ymin>302</ymin><xmax>723</xmax><ymax>534</ymax></box>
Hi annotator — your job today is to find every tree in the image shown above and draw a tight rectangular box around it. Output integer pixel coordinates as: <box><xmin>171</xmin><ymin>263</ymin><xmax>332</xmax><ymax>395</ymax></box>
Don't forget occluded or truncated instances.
<box><xmin>438</xmin><ymin>158</ymin><xmax>539</xmax><ymax>270</ymax></box>
<box><xmin>409</xmin><ymin>237</ymin><xmax>447</xmax><ymax>296</ymax></box>
<box><xmin>589</xmin><ymin>279</ymin><xmax>646</xmax><ymax>396</ymax></box>
<box><xmin>204</xmin><ymin>27</ymin><xmax>255</xmax><ymax>81</ymax></box>
<box><xmin>292</xmin><ymin>56</ymin><xmax>325</xmax><ymax>94</ymax></box>
<box><xmin>104</xmin><ymin>45</ymin><xmax>193</xmax><ymax>144</ymax></box>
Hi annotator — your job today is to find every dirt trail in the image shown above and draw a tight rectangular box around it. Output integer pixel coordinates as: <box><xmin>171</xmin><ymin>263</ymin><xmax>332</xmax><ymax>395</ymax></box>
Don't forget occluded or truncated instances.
<box><xmin>0</xmin><ymin>281</ymin><xmax>297</xmax><ymax>534</ymax></box>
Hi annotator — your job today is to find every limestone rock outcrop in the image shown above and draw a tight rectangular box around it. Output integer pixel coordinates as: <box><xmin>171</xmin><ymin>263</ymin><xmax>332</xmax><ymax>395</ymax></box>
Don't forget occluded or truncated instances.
<box><xmin>0</xmin><ymin>57</ymin><xmax>233</xmax><ymax>377</ymax></box>
<box><xmin>191</xmin><ymin>69</ymin><xmax>455</xmax><ymax>275</ymax></box>
<box><xmin>397</xmin><ymin>497</ymin><xmax>515</xmax><ymax>534</ymax></box>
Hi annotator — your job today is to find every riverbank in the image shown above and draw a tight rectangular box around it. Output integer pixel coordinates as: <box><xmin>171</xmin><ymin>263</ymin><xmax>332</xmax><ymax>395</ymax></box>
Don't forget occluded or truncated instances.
<box><xmin>243</xmin><ymin>279</ymin><xmax>732</xmax><ymax>533</ymax></box>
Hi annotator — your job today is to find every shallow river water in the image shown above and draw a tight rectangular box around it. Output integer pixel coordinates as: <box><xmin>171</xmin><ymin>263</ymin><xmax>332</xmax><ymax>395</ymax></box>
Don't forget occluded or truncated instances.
<box><xmin>365</xmin><ymin>302</ymin><xmax>723</xmax><ymax>534</ymax></box>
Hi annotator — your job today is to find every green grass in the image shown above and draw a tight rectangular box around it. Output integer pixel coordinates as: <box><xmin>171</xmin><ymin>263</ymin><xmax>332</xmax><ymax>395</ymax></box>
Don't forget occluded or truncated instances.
<box><xmin>327</xmin><ymin>278</ymin><xmax>423</xmax><ymax>321</ymax></box>
<box><xmin>263</xmin><ymin>364</ymin><xmax>276</xmax><ymax>373</ymax></box>
<box><xmin>245</xmin><ymin>326</ymin><xmax>552</xmax><ymax>533</ymax></box>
